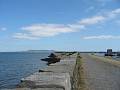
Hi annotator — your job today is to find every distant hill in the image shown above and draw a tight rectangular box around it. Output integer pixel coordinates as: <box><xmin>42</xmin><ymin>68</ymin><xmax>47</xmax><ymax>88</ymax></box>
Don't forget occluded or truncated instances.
<box><xmin>27</xmin><ymin>50</ymin><xmax>54</xmax><ymax>53</ymax></box>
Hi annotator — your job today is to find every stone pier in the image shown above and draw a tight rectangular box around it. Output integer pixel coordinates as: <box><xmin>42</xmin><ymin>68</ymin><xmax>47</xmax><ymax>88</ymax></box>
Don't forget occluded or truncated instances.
<box><xmin>4</xmin><ymin>53</ymin><xmax>77</xmax><ymax>90</ymax></box>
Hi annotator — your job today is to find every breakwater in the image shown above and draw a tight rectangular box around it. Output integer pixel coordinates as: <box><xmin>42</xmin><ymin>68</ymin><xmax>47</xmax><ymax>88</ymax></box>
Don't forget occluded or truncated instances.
<box><xmin>4</xmin><ymin>52</ymin><xmax>80</xmax><ymax>90</ymax></box>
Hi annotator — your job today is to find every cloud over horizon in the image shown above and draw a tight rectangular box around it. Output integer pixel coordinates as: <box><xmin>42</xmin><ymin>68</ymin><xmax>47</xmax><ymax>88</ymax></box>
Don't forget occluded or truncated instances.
<box><xmin>13</xmin><ymin>8</ymin><xmax>120</xmax><ymax>40</ymax></box>
<box><xmin>13</xmin><ymin>24</ymin><xmax>77</xmax><ymax>40</ymax></box>
<box><xmin>79</xmin><ymin>16</ymin><xmax>105</xmax><ymax>25</ymax></box>
<box><xmin>83</xmin><ymin>35</ymin><xmax>120</xmax><ymax>40</ymax></box>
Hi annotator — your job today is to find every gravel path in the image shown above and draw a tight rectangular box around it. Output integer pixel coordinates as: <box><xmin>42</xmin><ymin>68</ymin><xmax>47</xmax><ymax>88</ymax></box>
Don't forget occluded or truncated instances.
<box><xmin>81</xmin><ymin>53</ymin><xmax>120</xmax><ymax>90</ymax></box>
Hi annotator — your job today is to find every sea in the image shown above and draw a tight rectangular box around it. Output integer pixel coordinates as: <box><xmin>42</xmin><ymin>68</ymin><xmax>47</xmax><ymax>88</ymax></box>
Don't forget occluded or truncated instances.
<box><xmin>0</xmin><ymin>51</ymin><xmax>51</xmax><ymax>89</ymax></box>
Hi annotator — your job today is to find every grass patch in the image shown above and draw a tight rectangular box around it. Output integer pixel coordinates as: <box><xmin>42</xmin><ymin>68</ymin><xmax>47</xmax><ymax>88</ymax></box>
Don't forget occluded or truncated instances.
<box><xmin>73</xmin><ymin>53</ymin><xmax>87</xmax><ymax>90</ymax></box>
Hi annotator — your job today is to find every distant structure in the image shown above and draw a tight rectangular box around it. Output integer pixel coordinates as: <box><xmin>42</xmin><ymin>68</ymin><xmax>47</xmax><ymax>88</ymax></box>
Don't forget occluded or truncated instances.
<box><xmin>117</xmin><ymin>52</ymin><xmax>120</xmax><ymax>56</ymax></box>
<box><xmin>105</xmin><ymin>49</ymin><xmax>113</xmax><ymax>56</ymax></box>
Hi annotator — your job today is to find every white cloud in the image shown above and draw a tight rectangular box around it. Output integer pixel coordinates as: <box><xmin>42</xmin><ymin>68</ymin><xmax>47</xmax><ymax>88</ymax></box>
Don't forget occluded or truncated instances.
<box><xmin>79</xmin><ymin>8</ymin><xmax>120</xmax><ymax>26</ymax></box>
<box><xmin>79</xmin><ymin>16</ymin><xmax>105</xmax><ymax>25</ymax></box>
<box><xmin>0</xmin><ymin>27</ymin><xmax>7</xmax><ymax>31</ymax></box>
<box><xmin>83</xmin><ymin>35</ymin><xmax>120</xmax><ymax>40</ymax></box>
<box><xmin>14</xmin><ymin>24</ymin><xmax>78</xmax><ymax>40</ymax></box>
<box><xmin>112</xmin><ymin>8</ymin><xmax>120</xmax><ymax>14</ymax></box>
<box><xmin>108</xmin><ymin>8</ymin><xmax>120</xmax><ymax>18</ymax></box>
<box><xmin>13</xmin><ymin>33</ymin><xmax>38</xmax><ymax>40</ymax></box>
<box><xmin>68</xmin><ymin>24</ymin><xmax>85</xmax><ymax>29</ymax></box>
<box><xmin>13</xmin><ymin>8</ymin><xmax>120</xmax><ymax>40</ymax></box>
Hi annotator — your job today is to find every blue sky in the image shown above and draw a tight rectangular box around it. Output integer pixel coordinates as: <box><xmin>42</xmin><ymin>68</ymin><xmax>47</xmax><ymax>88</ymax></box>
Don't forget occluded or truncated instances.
<box><xmin>1</xmin><ymin>0</ymin><xmax>120</xmax><ymax>51</ymax></box>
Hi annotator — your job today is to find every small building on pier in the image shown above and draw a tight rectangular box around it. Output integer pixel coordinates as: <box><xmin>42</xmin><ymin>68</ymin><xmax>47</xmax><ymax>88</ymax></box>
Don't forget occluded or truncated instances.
<box><xmin>105</xmin><ymin>49</ymin><xmax>113</xmax><ymax>56</ymax></box>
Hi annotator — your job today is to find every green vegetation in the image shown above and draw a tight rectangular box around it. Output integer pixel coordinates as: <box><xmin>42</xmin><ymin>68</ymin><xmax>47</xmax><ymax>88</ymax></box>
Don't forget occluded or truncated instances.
<box><xmin>73</xmin><ymin>53</ymin><xmax>87</xmax><ymax>90</ymax></box>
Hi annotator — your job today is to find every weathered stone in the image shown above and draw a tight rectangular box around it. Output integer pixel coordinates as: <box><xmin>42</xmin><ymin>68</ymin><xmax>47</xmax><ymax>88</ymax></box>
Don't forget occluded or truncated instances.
<box><xmin>8</xmin><ymin>53</ymin><xmax>77</xmax><ymax>90</ymax></box>
<box><xmin>41</xmin><ymin>53</ymin><xmax>61</xmax><ymax>65</ymax></box>
<box><xmin>2</xmin><ymin>88</ymin><xmax>64</xmax><ymax>90</ymax></box>
<box><xmin>19</xmin><ymin>72</ymin><xmax>71</xmax><ymax>90</ymax></box>
<box><xmin>43</xmin><ymin>59</ymin><xmax>76</xmax><ymax>77</ymax></box>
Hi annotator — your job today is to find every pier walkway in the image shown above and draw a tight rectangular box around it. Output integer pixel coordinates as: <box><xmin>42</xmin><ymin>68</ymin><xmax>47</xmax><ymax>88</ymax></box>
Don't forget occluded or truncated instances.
<box><xmin>81</xmin><ymin>53</ymin><xmax>120</xmax><ymax>90</ymax></box>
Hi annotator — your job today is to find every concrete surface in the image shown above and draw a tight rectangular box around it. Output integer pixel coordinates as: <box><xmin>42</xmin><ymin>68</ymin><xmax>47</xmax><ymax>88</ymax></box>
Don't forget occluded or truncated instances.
<box><xmin>81</xmin><ymin>53</ymin><xmax>120</xmax><ymax>90</ymax></box>
<box><xmin>20</xmin><ymin>72</ymin><xmax>71</xmax><ymax>90</ymax></box>
<box><xmin>4</xmin><ymin>54</ymin><xmax>77</xmax><ymax>90</ymax></box>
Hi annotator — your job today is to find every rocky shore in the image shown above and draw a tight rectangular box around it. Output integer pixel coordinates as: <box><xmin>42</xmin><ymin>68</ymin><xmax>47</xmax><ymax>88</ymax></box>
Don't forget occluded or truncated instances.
<box><xmin>41</xmin><ymin>53</ymin><xmax>61</xmax><ymax>65</ymax></box>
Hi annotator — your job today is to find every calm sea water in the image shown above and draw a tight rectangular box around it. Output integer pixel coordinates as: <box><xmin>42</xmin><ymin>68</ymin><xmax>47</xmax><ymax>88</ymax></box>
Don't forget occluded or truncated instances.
<box><xmin>0</xmin><ymin>52</ymin><xmax>50</xmax><ymax>89</ymax></box>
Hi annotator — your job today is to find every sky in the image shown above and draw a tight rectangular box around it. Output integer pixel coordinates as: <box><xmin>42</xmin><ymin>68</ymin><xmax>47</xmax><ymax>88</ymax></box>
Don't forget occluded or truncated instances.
<box><xmin>0</xmin><ymin>0</ymin><xmax>120</xmax><ymax>52</ymax></box>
